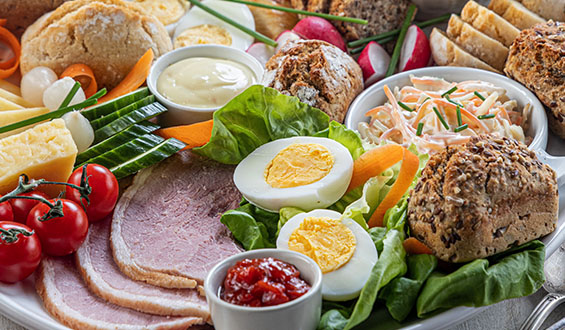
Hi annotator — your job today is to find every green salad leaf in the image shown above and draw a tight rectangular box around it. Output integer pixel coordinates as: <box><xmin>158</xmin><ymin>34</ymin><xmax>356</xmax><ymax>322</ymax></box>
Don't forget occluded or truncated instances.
<box><xmin>194</xmin><ymin>85</ymin><xmax>330</xmax><ymax>164</ymax></box>
<box><xmin>327</xmin><ymin>121</ymin><xmax>364</xmax><ymax>160</ymax></box>
<box><xmin>416</xmin><ymin>240</ymin><xmax>545</xmax><ymax>317</ymax></box>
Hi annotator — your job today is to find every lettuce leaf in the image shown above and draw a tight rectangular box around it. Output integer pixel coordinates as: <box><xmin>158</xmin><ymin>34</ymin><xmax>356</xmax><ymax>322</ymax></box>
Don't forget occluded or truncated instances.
<box><xmin>327</xmin><ymin>121</ymin><xmax>364</xmax><ymax>160</ymax></box>
<box><xmin>194</xmin><ymin>85</ymin><xmax>330</xmax><ymax>164</ymax></box>
<box><xmin>416</xmin><ymin>240</ymin><xmax>545</xmax><ymax>317</ymax></box>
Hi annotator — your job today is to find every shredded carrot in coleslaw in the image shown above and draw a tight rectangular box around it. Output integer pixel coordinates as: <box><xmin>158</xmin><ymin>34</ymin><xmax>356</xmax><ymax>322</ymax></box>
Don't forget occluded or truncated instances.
<box><xmin>358</xmin><ymin>76</ymin><xmax>531</xmax><ymax>154</ymax></box>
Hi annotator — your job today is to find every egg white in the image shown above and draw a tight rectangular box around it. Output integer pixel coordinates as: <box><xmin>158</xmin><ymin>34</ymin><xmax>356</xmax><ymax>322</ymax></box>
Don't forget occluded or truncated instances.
<box><xmin>233</xmin><ymin>136</ymin><xmax>354</xmax><ymax>212</ymax></box>
<box><xmin>173</xmin><ymin>0</ymin><xmax>255</xmax><ymax>51</ymax></box>
<box><xmin>276</xmin><ymin>209</ymin><xmax>378</xmax><ymax>301</ymax></box>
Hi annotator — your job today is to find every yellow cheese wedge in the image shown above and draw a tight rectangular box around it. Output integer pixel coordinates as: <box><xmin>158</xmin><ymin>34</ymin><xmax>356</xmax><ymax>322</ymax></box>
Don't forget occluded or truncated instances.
<box><xmin>0</xmin><ymin>119</ymin><xmax>78</xmax><ymax>197</ymax></box>
<box><xmin>0</xmin><ymin>107</ymin><xmax>50</xmax><ymax>139</ymax></box>
<box><xmin>0</xmin><ymin>80</ymin><xmax>21</xmax><ymax>96</ymax></box>
<box><xmin>0</xmin><ymin>96</ymin><xmax>23</xmax><ymax>110</ymax></box>
<box><xmin>0</xmin><ymin>88</ymin><xmax>35</xmax><ymax>108</ymax></box>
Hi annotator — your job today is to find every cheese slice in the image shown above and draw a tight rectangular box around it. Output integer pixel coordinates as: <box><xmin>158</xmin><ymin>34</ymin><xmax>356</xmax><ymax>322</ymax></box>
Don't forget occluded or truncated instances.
<box><xmin>0</xmin><ymin>80</ymin><xmax>21</xmax><ymax>96</ymax></box>
<box><xmin>0</xmin><ymin>88</ymin><xmax>35</xmax><ymax>108</ymax></box>
<box><xmin>0</xmin><ymin>96</ymin><xmax>23</xmax><ymax>110</ymax></box>
<box><xmin>0</xmin><ymin>119</ymin><xmax>78</xmax><ymax>197</ymax></box>
<box><xmin>0</xmin><ymin>107</ymin><xmax>50</xmax><ymax>139</ymax></box>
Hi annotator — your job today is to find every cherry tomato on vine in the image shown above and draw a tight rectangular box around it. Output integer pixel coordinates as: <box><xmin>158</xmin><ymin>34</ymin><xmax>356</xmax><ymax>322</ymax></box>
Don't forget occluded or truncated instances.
<box><xmin>66</xmin><ymin>164</ymin><xmax>119</xmax><ymax>222</ymax></box>
<box><xmin>9</xmin><ymin>190</ymin><xmax>49</xmax><ymax>224</ymax></box>
<box><xmin>0</xmin><ymin>221</ymin><xmax>41</xmax><ymax>283</ymax></box>
<box><xmin>26</xmin><ymin>199</ymin><xmax>88</xmax><ymax>256</ymax></box>
<box><xmin>0</xmin><ymin>195</ymin><xmax>14</xmax><ymax>222</ymax></box>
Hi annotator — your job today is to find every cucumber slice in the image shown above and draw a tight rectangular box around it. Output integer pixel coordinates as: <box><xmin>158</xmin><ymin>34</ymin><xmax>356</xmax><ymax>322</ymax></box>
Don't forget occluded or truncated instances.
<box><xmin>110</xmin><ymin>138</ymin><xmax>186</xmax><ymax>179</ymax></box>
<box><xmin>90</xmin><ymin>95</ymin><xmax>155</xmax><ymax>130</ymax></box>
<box><xmin>83</xmin><ymin>133</ymin><xmax>165</xmax><ymax>170</ymax></box>
<box><xmin>81</xmin><ymin>88</ymin><xmax>150</xmax><ymax>121</ymax></box>
<box><xmin>75</xmin><ymin>121</ymin><xmax>160</xmax><ymax>166</ymax></box>
<box><xmin>94</xmin><ymin>102</ymin><xmax>167</xmax><ymax>143</ymax></box>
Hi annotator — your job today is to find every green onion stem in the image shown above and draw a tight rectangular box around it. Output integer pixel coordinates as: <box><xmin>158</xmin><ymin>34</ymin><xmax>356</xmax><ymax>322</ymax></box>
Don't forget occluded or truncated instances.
<box><xmin>187</xmin><ymin>0</ymin><xmax>277</xmax><ymax>47</ymax></box>
<box><xmin>478</xmin><ymin>114</ymin><xmax>495</xmax><ymax>119</ymax></box>
<box><xmin>433</xmin><ymin>106</ymin><xmax>450</xmax><ymax>130</ymax></box>
<box><xmin>218</xmin><ymin>0</ymin><xmax>367</xmax><ymax>24</ymax></box>
<box><xmin>441</xmin><ymin>86</ymin><xmax>458</xmax><ymax>98</ymax></box>
<box><xmin>349</xmin><ymin>35</ymin><xmax>396</xmax><ymax>54</ymax></box>
<box><xmin>385</xmin><ymin>4</ymin><xmax>416</xmax><ymax>77</ymax></box>
<box><xmin>445</xmin><ymin>95</ymin><xmax>464</xmax><ymax>108</ymax></box>
<box><xmin>398</xmin><ymin>101</ymin><xmax>414</xmax><ymax>112</ymax></box>
<box><xmin>416</xmin><ymin>122</ymin><xmax>424</xmax><ymax>136</ymax></box>
<box><xmin>348</xmin><ymin>13</ymin><xmax>450</xmax><ymax>48</ymax></box>
<box><xmin>456</xmin><ymin>106</ymin><xmax>463</xmax><ymax>126</ymax></box>
<box><xmin>474</xmin><ymin>91</ymin><xmax>485</xmax><ymax>101</ymax></box>
<box><xmin>59</xmin><ymin>82</ymin><xmax>81</xmax><ymax>109</ymax></box>
<box><xmin>454</xmin><ymin>124</ymin><xmax>468</xmax><ymax>133</ymax></box>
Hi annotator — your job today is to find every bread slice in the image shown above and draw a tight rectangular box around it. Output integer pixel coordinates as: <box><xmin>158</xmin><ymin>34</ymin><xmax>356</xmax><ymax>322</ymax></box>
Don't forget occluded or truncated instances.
<box><xmin>447</xmin><ymin>14</ymin><xmax>509</xmax><ymax>71</ymax></box>
<box><xmin>461</xmin><ymin>0</ymin><xmax>520</xmax><ymax>47</ymax></box>
<box><xmin>519</xmin><ymin>0</ymin><xmax>565</xmax><ymax>22</ymax></box>
<box><xmin>430</xmin><ymin>28</ymin><xmax>500</xmax><ymax>73</ymax></box>
<box><xmin>489</xmin><ymin>0</ymin><xmax>545</xmax><ymax>30</ymax></box>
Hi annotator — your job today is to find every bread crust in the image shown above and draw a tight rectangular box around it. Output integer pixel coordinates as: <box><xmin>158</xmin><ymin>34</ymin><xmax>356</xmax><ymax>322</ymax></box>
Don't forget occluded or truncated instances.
<box><xmin>0</xmin><ymin>0</ymin><xmax>70</xmax><ymax>36</ymax></box>
<box><xmin>263</xmin><ymin>39</ymin><xmax>363</xmax><ymax>123</ymax></box>
<box><xmin>489</xmin><ymin>0</ymin><xmax>545</xmax><ymax>30</ymax></box>
<box><xmin>20</xmin><ymin>0</ymin><xmax>172</xmax><ymax>89</ymax></box>
<box><xmin>461</xmin><ymin>0</ymin><xmax>520</xmax><ymax>47</ymax></box>
<box><xmin>519</xmin><ymin>0</ymin><xmax>565</xmax><ymax>22</ymax></box>
<box><xmin>504</xmin><ymin>21</ymin><xmax>565</xmax><ymax>138</ymax></box>
<box><xmin>407</xmin><ymin>135</ymin><xmax>558</xmax><ymax>263</ymax></box>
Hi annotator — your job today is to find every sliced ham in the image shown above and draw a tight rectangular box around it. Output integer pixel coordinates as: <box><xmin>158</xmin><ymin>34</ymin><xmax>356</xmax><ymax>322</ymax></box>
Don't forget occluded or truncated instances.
<box><xmin>36</xmin><ymin>256</ymin><xmax>208</xmax><ymax>330</ymax></box>
<box><xmin>76</xmin><ymin>217</ymin><xmax>210</xmax><ymax>319</ymax></box>
<box><xmin>111</xmin><ymin>151</ymin><xmax>243</xmax><ymax>289</ymax></box>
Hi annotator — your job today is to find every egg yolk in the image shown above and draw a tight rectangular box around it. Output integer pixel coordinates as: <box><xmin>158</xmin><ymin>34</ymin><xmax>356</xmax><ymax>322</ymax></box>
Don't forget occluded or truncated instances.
<box><xmin>288</xmin><ymin>217</ymin><xmax>356</xmax><ymax>273</ymax></box>
<box><xmin>264</xmin><ymin>143</ymin><xmax>334</xmax><ymax>188</ymax></box>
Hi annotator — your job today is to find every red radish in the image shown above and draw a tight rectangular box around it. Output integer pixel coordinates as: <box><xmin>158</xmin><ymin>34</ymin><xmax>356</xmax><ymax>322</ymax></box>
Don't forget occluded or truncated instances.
<box><xmin>399</xmin><ymin>25</ymin><xmax>431</xmax><ymax>72</ymax></box>
<box><xmin>247</xmin><ymin>43</ymin><xmax>275</xmax><ymax>66</ymax></box>
<box><xmin>357</xmin><ymin>41</ymin><xmax>391</xmax><ymax>86</ymax></box>
<box><xmin>292</xmin><ymin>17</ymin><xmax>346</xmax><ymax>52</ymax></box>
<box><xmin>275</xmin><ymin>30</ymin><xmax>301</xmax><ymax>53</ymax></box>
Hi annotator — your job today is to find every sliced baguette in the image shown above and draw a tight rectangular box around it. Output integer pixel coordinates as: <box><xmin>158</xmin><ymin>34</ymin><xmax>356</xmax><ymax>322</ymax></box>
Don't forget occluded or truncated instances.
<box><xmin>447</xmin><ymin>14</ymin><xmax>509</xmax><ymax>71</ymax></box>
<box><xmin>519</xmin><ymin>0</ymin><xmax>565</xmax><ymax>22</ymax></box>
<box><xmin>461</xmin><ymin>0</ymin><xmax>520</xmax><ymax>47</ymax></box>
<box><xmin>430</xmin><ymin>28</ymin><xmax>500</xmax><ymax>73</ymax></box>
<box><xmin>489</xmin><ymin>0</ymin><xmax>545</xmax><ymax>30</ymax></box>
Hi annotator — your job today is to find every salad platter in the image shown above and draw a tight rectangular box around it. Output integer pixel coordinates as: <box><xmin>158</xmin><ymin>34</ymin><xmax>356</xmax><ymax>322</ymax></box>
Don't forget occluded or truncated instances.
<box><xmin>0</xmin><ymin>0</ymin><xmax>563</xmax><ymax>329</ymax></box>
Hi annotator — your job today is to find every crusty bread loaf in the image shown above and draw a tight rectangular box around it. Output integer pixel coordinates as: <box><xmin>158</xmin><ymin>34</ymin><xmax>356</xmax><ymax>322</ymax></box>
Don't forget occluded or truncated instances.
<box><xmin>247</xmin><ymin>0</ymin><xmax>299</xmax><ymax>39</ymax></box>
<box><xmin>263</xmin><ymin>39</ymin><xmax>363</xmax><ymax>123</ymax></box>
<box><xmin>505</xmin><ymin>21</ymin><xmax>565</xmax><ymax>138</ymax></box>
<box><xmin>0</xmin><ymin>0</ymin><xmax>70</xmax><ymax>36</ymax></box>
<box><xmin>519</xmin><ymin>0</ymin><xmax>565</xmax><ymax>22</ymax></box>
<box><xmin>20</xmin><ymin>0</ymin><xmax>172</xmax><ymax>89</ymax></box>
<box><xmin>488</xmin><ymin>0</ymin><xmax>545</xmax><ymax>30</ymax></box>
<box><xmin>447</xmin><ymin>15</ymin><xmax>509</xmax><ymax>71</ymax></box>
<box><xmin>408</xmin><ymin>135</ymin><xmax>558</xmax><ymax>263</ymax></box>
<box><xmin>461</xmin><ymin>0</ymin><xmax>520</xmax><ymax>47</ymax></box>
<box><xmin>430</xmin><ymin>28</ymin><xmax>500</xmax><ymax>73</ymax></box>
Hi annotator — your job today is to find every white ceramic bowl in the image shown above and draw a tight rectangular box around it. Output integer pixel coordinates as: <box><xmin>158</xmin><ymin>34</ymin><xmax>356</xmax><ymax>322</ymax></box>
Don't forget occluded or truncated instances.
<box><xmin>204</xmin><ymin>249</ymin><xmax>323</xmax><ymax>330</ymax></box>
<box><xmin>147</xmin><ymin>45</ymin><xmax>264</xmax><ymax>126</ymax></box>
<box><xmin>345</xmin><ymin>66</ymin><xmax>565</xmax><ymax>185</ymax></box>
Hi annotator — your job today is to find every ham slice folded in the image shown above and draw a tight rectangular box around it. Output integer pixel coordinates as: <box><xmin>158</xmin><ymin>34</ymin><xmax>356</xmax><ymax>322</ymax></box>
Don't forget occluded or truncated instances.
<box><xmin>36</xmin><ymin>256</ymin><xmax>208</xmax><ymax>330</ymax></box>
<box><xmin>76</xmin><ymin>217</ymin><xmax>210</xmax><ymax>319</ymax></box>
<box><xmin>111</xmin><ymin>151</ymin><xmax>243</xmax><ymax>289</ymax></box>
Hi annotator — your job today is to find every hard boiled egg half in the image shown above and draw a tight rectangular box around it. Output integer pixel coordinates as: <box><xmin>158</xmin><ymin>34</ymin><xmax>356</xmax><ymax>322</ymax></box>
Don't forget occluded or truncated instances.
<box><xmin>277</xmin><ymin>209</ymin><xmax>378</xmax><ymax>301</ymax></box>
<box><xmin>233</xmin><ymin>136</ymin><xmax>354</xmax><ymax>212</ymax></box>
<box><xmin>173</xmin><ymin>0</ymin><xmax>255</xmax><ymax>50</ymax></box>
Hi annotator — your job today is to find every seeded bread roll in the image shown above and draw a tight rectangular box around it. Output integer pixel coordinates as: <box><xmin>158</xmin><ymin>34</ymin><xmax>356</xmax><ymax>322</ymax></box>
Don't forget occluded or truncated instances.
<box><xmin>430</xmin><ymin>28</ymin><xmax>500</xmax><ymax>73</ymax></box>
<box><xmin>446</xmin><ymin>15</ymin><xmax>509</xmax><ymax>71</ymax></box>
<box><xmin>0</xmin><ymin>0</ymin><xmax>71</xmax><ymax>36</ymax></box>
<box><xmin>505</xmin><ymin>21</ymin><xmax>565</xmax><ymax>138</ymax></box>
<box><xmin>20</xmin><ymin>0</ymin><xmax>172</xmax><ymax>89</ymax></box>
<box><xmin>488</xmin><ymin>0</ymin><xmax>545</xmax><ymax>30</ymax></box>
<box><xmin>407</xmin><ymin>135</ymin><xmax>558</xmax><ymax>263</ymax></box>
<box><xmin>461</xmin><ymin>0</ymin><xmax>520</xmax><ymax>47</ymax></box>
<box><xmin>263</xmin><ymin>39</ymin><xmax>363</xmax><ymax>123</ymax></box>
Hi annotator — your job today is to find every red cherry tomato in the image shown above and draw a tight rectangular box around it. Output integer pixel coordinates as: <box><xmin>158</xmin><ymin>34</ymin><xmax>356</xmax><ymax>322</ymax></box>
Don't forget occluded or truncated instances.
<box><xmin>9</xmin><ymin>191</ymin><xmax>49</xmax><ymax>224</ymax></box>
<box><xmin>0</xmin><ymin>221</ymin><xmax>42</xmax><ymax>283</ymax></box>
<box><xmin>26</xmin><ymin>199</ymin><xmax>88</xmax><ymax>256</ymax></box>
<box><xmin>0</xmin><ymin>195</ymin><xmax>14</xmax><ymax>222</ymax></box>
<box><xmin>66</xmin><ymin>164</ymin><xmax>119</xmax><ymax>222</ymax></box>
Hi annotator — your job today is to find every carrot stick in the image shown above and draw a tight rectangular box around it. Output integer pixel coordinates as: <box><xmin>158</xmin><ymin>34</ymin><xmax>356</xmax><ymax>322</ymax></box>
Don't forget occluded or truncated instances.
<box><xmin>60</xmin><ymin>64</ymin><xmax>98</xmax><ymax>98</ymax></box>
<box><xmin>97</xmin><ymin>48</ymin><xmax>154</xmax><ymax>104</ymax></box>
<box><xmin>368</xmin><ymin>148</ymin><xmax>419</xmax><ymax>227</ymax></box>
<box><xmin>156</xmin><ymin>120</ymin><xmax>213</xmax><ymax>150</ymax></box>
<box><xmin>365</xmin><ymin>105</ymin><xmax>389</xmax><ymax>117</ymax></box>
<box><xmin>0</xmin><ymin>19</ymin><xmax>20</xmax><ymax>79</ymax></box>
<box><xmin>403</xmin><ymin>237</ymin><xmax>433</xmax><ymax>255</ymax></box>
<box><xmin>346</xmin><ymin>144</ymin><xmax>404</xmax><ymax>193</ymax></box>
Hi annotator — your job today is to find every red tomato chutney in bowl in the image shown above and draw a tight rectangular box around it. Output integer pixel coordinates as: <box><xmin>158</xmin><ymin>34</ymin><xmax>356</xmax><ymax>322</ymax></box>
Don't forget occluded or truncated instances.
<box><xmin>221</xmin><ymin>257</ymin><xmax>311</xmax><ymax>307</ymax></box>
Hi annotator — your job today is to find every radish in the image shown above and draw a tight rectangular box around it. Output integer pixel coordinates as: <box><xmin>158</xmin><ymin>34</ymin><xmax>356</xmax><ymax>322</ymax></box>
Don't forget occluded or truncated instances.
<box><xmin>247</xmin><ymin>43</ymin><xmax>275</xmax><ymax>66</ymax></box>
<box><xmin>357</xmin><ymin>41</ymin><xmax>391</xmax><ymax>86</ymax></box>
<box><xmin>275</xmin><ymin>30</ymin><xmax>301</xmax><ymax>53</ymax></box>
<box><xmin>292</xmin><ymin>17</ymin><xmax>346</xmax><ymax>52</ymax></box>
<box><xmin>399</xmin><ymin>25</ymin><xmax>431</xmax><ymax>72</ymax></box>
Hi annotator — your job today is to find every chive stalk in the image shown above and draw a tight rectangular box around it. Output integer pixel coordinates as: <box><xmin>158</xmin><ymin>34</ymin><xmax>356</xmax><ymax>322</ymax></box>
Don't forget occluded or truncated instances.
<box><xmin>474</xmin><ymin>91</ymin><xmax>485</xmax><ymax>101</ymax></box>
<box><xmin>349</xmin><ymin>35</ymin><xmax>395</xmax><ymax>55</ymax></box>
<box><xmin>398</xmin><ymin>101</ymin><xmax>414</xmax><ymax>112</ymax></box>
<box><xmin>416</xmin><ymin>122</ymin><xmax>424</xmax><ymax>136</ymax></box>
<box><xmin>59</xmin><ymin>82</ymin><xmax>81</xmax><ymax>109</ymax></box>
<box><xmin>441</xmin><ymin>86</ymin><xmax>457</xmax><ymax>98</ymax></box>
<box><xmin>478</xmin><ymin>114</ymin><xmax>495</xmax><ymax>119</ymax></box>
<box><xmin>385</xmin><ymin>4</ymin><xmax>416</xmax><ymax>77</ymax></box>
<box><xmin>348</xmin><ymin>13</ymin><xmax>450</xmax><ymax>48</ymax></box>
<box><xmin>445</xmin><ymin>95</ymin><xmax>464</xmax><ymax>108</ymax></box>
<box><xmin>433</xmin><ymin>106</ymin><xmax>449</xmax><ymax>130</ymax></box>
<box><xmin>456</xmin><ymin>106</ymin><xmax>463</xmax><ymax>126</ymax></box>
<box><xmin>454</xmin><ymin>124</ymin><xmax>468</xmax><ymax>132</ymax></box>
<box><xmin>187</xmin><ymin>0</ymin><xmax>277</xmax><ymax>47</ymax></box>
